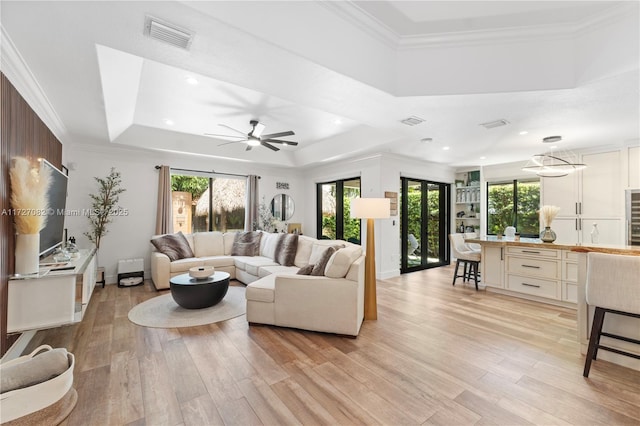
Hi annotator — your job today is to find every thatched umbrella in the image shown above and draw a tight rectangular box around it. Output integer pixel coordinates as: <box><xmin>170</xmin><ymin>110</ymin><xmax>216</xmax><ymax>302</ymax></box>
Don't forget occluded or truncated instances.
<box><xmin>195</xmin><ymin>179</ymin><xmax>246</xmax><ymax>231</ymax></box>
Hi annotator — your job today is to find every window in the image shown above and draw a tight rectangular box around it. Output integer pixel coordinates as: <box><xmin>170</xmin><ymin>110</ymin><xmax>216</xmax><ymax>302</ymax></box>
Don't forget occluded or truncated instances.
<box><xmin>487</xmin><ymin>179</ymin><xmax>540</xmax><ymax>237</ymax></box>
<box><xmin>317</xmin><ymin>178</ymin><xmax>361</xmax><ymax>242</ymax></box>
<box><xmin>171</xmin><ymin>174</ymin><xmax>246</xmax><ymax>233</ymax></box>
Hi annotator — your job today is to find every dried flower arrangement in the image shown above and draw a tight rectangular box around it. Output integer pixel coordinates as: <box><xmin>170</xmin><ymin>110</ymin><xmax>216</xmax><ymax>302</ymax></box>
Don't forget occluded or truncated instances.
<box><xmin>9</xmin><ymin>157</ymin><xmax>51</xmax><ymax>234</ymax></box>
<box><xmin>540</xmin><ymin>205</ymin><xmax>561</xmax><ymax>228</ymax></box>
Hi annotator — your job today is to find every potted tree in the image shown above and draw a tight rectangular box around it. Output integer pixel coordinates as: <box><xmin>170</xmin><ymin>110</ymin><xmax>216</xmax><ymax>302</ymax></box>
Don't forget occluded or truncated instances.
<box><xmin>84</xmin><ymin>168</ymin><xmax>126</xmax><ymax>249</ymax></box>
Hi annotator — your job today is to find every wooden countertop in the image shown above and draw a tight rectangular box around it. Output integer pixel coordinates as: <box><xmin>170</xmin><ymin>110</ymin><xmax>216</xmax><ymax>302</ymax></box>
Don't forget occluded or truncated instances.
<box><xmin>465</xmin><ymin>237</ymin><xmax>640</xmax><ymax>256</ymax></box>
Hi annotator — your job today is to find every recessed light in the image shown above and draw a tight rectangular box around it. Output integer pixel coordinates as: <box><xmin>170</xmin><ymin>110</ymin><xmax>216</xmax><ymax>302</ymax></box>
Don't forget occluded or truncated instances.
<box><xmin>163</xmin><ymin>119</ymin><xmax>174</xmax><ymax>126</ymax></box>
<box><xmin>480</xmin><ymin>156</ymin><xmax>486</xmax><ymax>160</ymax></box>
<box><xmin>333</xmin><ymin>118</ymin><xmax>342</xmax><ymax>125</ymax></box>
<box><xmin>519</xmin><ymin>131</ymin><xmax>528</xmax><ymax>135</ymax></box>
<box><xmin>185</xmin><ymin>76</ymin><xmax>199</xmax><ymax>85</ymax></box>
<box><xmin>442</xmin><ymin>146</ymin><xmax>450</xmax><ymax>151</ymax></box>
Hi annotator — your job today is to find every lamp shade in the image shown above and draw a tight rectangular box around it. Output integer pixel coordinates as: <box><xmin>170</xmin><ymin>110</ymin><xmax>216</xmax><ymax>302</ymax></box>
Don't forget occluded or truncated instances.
<box><xmin>350</xmin><ymin>198</ymin><xmax>390</xmax><ymax>219</ymax></box>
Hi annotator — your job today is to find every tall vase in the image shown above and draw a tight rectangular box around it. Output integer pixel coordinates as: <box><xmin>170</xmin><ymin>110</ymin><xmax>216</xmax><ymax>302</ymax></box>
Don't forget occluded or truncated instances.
<box><xmin>15</xmin><ymin>233</ymin><xmax>40</xmax><ymax>275</ymax></box>
<box><xmin>539</xmin><ymin>226</ymin><xmax>557</xmax><ymax>243</ymax></box>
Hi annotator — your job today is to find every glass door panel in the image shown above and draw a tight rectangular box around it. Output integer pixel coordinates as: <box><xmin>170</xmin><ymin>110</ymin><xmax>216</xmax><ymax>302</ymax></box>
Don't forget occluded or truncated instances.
<box><xmin>319</xmin><ymin>183</ymin><xmax>337</xmax><ymax>239</ymax></box>
<box><xmin>401</xmin><ymin>178</ymin><xmax>450</xmax><ymax>273</ymax></box>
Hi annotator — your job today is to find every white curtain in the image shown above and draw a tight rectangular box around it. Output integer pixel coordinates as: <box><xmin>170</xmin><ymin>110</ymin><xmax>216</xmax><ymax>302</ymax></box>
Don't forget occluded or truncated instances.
<box><xmin>155</xmin><ymin>165</ymin><xmax>172</xmax><ymax>235</ymax></box>
<box><xmin>245</xmin><ymin>175</ymin><xmax>259</xmax><ymax>231</ymax></box>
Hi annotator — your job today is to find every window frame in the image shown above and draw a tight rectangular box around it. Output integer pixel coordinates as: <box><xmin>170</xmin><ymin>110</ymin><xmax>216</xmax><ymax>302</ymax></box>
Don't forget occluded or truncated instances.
<box><xmin>316</xmin><ymin>177</ymin><xmax>361</xmax><ymax>242</ymax></box>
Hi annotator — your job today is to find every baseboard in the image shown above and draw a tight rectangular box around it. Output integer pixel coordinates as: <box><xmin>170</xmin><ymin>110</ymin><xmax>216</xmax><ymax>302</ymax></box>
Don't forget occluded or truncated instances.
<box><xmin>379</xmin><ymin>269</ymin><xmax>400</xmax><ymax>280</ymax></box>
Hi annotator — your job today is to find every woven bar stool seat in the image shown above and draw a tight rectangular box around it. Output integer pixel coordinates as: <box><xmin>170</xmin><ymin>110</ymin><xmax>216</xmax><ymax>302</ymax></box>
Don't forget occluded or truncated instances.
<box><xmin>583</xmin><ymin>252</ymin><xmax>640</xmax><ymax>377</ymax></box>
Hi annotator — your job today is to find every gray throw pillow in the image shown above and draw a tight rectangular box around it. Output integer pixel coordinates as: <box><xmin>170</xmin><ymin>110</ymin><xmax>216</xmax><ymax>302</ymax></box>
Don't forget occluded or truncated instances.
<box><xmin>150</xmin><ymin>232</ymin><xmax>194</xmax><ymax>261</ymax></box>
<box><xmin>296</xmin><ymin>264</ymin><xmax>314</xmax><ymax>275</ymax></box>
<box><xmin>311</xmin><ymin>246</ymin><xmax>338</xmax><ymax>276</ymax></box>
<box><xmin>275</xmin><ymin>234</ymin><xmax>299</xmax><ymax>266</ymax></box>
<box><xmin>231</xmin><ymin>231</ymin><xmax>262</xmax><ymax>256</ymax></box>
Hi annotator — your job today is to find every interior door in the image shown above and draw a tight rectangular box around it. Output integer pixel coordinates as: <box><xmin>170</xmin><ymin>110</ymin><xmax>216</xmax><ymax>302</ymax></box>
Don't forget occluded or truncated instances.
<box><xmin>401</xmin><ymin>178</ymin><xmax>450</xmax><ymax>273</ymax></box>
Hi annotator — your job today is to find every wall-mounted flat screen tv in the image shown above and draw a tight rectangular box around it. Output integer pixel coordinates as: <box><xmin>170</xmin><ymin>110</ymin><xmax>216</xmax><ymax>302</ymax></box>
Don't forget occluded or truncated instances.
<box><xmin>40</xmin><ymin>160</ymin><xmax>68</xmax><ymax>256</ymax></box>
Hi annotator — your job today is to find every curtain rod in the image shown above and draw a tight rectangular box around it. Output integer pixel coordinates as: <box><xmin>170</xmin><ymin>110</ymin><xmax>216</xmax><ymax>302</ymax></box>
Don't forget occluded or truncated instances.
<box><xmin>155</xmin><ymin>165</ymin><xmax>260</xmax><ymax>179</ymax></box>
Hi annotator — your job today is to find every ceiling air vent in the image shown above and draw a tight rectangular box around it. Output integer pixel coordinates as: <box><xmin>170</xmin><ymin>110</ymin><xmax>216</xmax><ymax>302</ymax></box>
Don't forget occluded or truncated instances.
<box><xmin>144</xmin><ymin>16</ymin><xmax>193</xmax><ymax>50</ymax></box>
<box><xmin>400</xmin><ymin>116</ymin><xmax>425</xmax><ymax>126</ymax></box>
<box><xmin>480</xmin><ymin>119</ymin><xmax>509</xmax><ymax>129</ymax></box>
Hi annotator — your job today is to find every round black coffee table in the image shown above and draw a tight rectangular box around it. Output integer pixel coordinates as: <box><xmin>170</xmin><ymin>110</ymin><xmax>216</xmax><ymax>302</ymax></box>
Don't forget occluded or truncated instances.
<box><xmin>169</xmin><ymin>271</ymin><xmax>230</xmax><ymax>309</ymax></box>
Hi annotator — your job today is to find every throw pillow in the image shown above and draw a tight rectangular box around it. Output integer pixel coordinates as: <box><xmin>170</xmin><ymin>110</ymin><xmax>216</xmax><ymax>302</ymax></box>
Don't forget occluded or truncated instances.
<box><xmin>150</xmin><ymin>232</ymin><xmax>195</xmax><ymax>261</ymax></box>
<box><xmin>275</xmin><ymin>234</ymin><xmax>299</xmax><ymax>266</ymax></box>
<box><xmin>231</xmin><ymin>231</ymin><xmax>262</xmax><ymax>256</ymax></box>
<box><xmin>324</xmin><ymin>246</ymin><xmax>363</xmax><ymax>278</ymax></box>
<box><xmin>311</xmin><ymin>246</ymin><xmax>338</xmax><ymax>276</ymax></box>
<box><xmin>308</xmin><ymin>241</ymin><xmax>345</xmax><ymax>265</ymax></box>
<box><xmin>296</xmin><ymin>264</ymin><xmax>314</xmax><ymax>275</ymax></box>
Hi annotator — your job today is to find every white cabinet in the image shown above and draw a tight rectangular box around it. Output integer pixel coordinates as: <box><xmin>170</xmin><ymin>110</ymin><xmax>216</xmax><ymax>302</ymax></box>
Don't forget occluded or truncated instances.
<box><xmin>505</xmin><ymin>246</ymin><xmax>562</xmax><ymax>301</ymax></box>
<box><xmin>7</xmin><ymin>249</ymin><xmax>97</xmax><ymax>332</ymax></box>
<box><xmin>542</xmin><ymin>149</ymin><xmax>624</xmax><ymax>245</ymax></box>
<box><xmin>581</xmin><ymin>150</ymin><xmax>622</xmax><ymax>218</ymax></box>
<box><xmin>629</xmin><ymin>146</ymin><xmax>640</xmax><ymax>188</ymax></box>
<box><xmin>481</xmin><ymin>245</ymin><xmax>503</xmax><ymax>288</ymax></box>
<box><xmin>562</xmin><ymin>251</ymin><xmax>578</xmax><ymax>303</ymax></box>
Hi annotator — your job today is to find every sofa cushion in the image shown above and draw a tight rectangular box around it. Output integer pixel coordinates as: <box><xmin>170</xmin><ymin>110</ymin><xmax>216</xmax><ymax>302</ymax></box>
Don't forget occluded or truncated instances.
<box><xmin>258</xmin><ymin>265</ymin><xmax>299</xmax><ymax>278</ymax></box>
<box><xmin>274</xmin><ymin>234</ymin><xmax>299</xmax><ymax>266</ymax></box>
<box><xmin>193</xmin><ymin>232</ymin><xmax>224</xmax><ymax>257</ymax></box>
<box><xmin>296</xmin><ymin>264</ymin><xmax>314</xmax><ymax>275</ymax></box>
<box><xmin>231</xmin><ymin>231</ymin><xmax>262</xmax><ymax>256</ymax></box>
<box><xmin>234</xmin><ymin>256</ymin><xmax>276</xmax><ymax>271</ymax></box>
<box><xmin>325</xmin><ymin>246</ymin><xmax>363</xmax><ymax>278</ymax></box>
<box><xmin>311</xmin><ymin>246</ymin><xmax>339</xmax><ymax>276</ymax></box>
<box><xmin>260</xmin><ymin>232</ymin><xmax>280</xmax><ymax>259</ymax></box>
<box><xmin>309</xmin><ymin>241</ymin><xmax>345</xmax><ymax>265</ymax></box>
<box><xmin>151</xmin><ymin>232</ymin><xmax>195</xmax><ymax>261</ymax></box>
<box><xmin>294</xmin><ymin>236</ymin><xmax>315</xmax><ymax>267</ymax></box>
<box><xmin>201</xmin><ymin>256</ymin><xmax>235</xmax><ymax>268</ymax></box>
<box><xmin>246</xmin><ymin>275</ymin><xmax>276</xmax><ymax>303</ymax></box>
<box><xmin>170</xmin><ymin>257</ymin><xmax>204</xmax><ymax>273</ymax></box>
<box><xmin>223</xmin><ymin>232</ymin><xmax>236</xmax><ymax>255</ymax></box>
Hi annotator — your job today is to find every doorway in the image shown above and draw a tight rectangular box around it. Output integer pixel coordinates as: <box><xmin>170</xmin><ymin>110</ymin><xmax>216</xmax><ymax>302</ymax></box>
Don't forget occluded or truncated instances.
<box><xmin>400</xmin><ymin>178</ymin><xmax>451</xmax><ymax>273</ymax></box>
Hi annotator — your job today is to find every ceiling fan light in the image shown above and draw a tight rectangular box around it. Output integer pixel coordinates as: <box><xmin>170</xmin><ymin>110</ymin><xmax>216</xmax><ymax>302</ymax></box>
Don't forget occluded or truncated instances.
<box><xmin>247</xmin><ymin>139</ymin><xmax>260</xmax><ymax>147</ymax></box>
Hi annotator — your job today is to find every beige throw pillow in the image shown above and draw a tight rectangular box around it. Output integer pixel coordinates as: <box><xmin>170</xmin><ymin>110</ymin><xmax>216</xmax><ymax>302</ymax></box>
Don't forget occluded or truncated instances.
<box><xmin>324</xmin><ymin>246</ymin><xmax>362</xmax><ymax>278</ymax></box>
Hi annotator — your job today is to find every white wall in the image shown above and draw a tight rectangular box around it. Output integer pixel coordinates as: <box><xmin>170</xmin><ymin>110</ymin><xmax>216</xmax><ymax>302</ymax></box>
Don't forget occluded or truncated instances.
<box><xmin>62</xmin><ymin>142</ymin><xmax>302</xmax><ymax>284</ymax></box>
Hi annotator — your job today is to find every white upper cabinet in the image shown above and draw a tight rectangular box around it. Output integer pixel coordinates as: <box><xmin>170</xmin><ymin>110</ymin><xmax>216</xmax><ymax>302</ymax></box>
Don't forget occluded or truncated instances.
<box><xmin>541</xmin><ymin>172</ymin><xmax>579</xmax><ymax>217</ymax></box>
<box><xmin>581</xmin><ymin>150</ymin><xmax>622</xmax><ymax>218</ymax></box>
<box><xmin>629</xmin><ymin>146</ymin><xmax>640</xmax><ymax>188</ymax></box>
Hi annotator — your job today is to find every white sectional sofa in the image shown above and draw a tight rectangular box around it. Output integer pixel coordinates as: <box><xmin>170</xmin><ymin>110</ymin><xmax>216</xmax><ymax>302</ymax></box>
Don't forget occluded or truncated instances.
<box><xmin>150</xmin><ymin>231</ymin><xmax>365</xmax><ymax>336</ymax></box>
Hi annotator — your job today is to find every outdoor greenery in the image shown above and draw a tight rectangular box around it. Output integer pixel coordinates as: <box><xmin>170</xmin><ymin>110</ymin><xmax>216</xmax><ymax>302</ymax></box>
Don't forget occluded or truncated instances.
<box><xmin>171</xmin><ymin>175</ymin><xmax>208</xmax><ymax>200</ymax></box>
<box><xmin>84</xmin><ymin>168</ymin><xmax>126</xmax><ymax>249</ymax></box>
<box><xmin>321</xmin><ymin>187</ymin><xmax>361</xmax><ymax>241</ymax></box>
<box><xmin>487</xmin><ymin>180</ymin><xmax>540</xmax><ymax>236</ymax></box>
<box><xmin>405</xmin><ymin>187</ymin><xmax>441</xmax><ymax>260</ymax></box>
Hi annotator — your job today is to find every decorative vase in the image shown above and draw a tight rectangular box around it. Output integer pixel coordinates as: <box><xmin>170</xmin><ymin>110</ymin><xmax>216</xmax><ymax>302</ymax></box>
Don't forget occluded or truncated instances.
<box><xmin>15</xmin><ymin>233</ymin><xmax>40</xmax><ymax>275</ymax></box>
<box><xmin>539</xmin><ymin>226</ymin><xmax>557</xmax><ymax>243</ymax></box>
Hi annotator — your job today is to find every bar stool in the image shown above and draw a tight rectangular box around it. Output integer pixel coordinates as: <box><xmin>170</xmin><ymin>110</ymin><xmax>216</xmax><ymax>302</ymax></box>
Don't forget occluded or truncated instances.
<box><xmin>449</xmin><ymin>233</ymin><xmax>481</xmax><ymax>290</ymax></box>
<box><xmin>583</xmin><ymin>252</ymin><xmax>640</xmax><ymax>377</ymax></box>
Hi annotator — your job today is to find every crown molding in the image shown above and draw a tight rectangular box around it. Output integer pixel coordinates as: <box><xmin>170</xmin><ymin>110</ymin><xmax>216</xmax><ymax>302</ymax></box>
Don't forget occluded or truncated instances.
<box><xmin>318</xmin><ymin>1</ymin><xmax>399</xmax><ymax>49</ymax></box>
<box><xmin>0</xmin><ymin>25</ymin><xmax>68</xmax><ymax>143</ymax></box>
<box><xmin>324</xmin><ymin>1</ymin><xmax>636</xmax><ymax>51</ymax></box>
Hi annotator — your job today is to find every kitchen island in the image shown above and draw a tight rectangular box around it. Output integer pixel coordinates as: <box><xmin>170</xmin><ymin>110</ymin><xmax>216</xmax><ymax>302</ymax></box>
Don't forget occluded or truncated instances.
<box><xmin>466</xmin><ymin>236</ymin><xmax>640</xmax><ymax>371</ymax></box>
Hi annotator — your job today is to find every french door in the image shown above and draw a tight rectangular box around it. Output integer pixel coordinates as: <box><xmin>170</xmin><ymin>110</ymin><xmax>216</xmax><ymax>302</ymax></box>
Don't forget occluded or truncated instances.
<box><xmin>400</xmin><ymin>178</ymin><xmax>450</xmax><ymax>273</ymax></box>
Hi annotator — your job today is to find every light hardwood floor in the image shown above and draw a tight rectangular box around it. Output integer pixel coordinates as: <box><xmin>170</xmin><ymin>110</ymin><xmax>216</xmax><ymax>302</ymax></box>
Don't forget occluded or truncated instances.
<box><xmin>25</xmin><ymin>265</ymin><xmax>640</xmax><ymax>425</ymax></box>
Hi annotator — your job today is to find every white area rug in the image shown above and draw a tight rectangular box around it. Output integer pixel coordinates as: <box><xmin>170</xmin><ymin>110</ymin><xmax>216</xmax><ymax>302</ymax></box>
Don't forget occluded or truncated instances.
<box><xmin>128</xmin><ymin>286</ymin><xmax>246</xmax><ymax>328</ymax></box>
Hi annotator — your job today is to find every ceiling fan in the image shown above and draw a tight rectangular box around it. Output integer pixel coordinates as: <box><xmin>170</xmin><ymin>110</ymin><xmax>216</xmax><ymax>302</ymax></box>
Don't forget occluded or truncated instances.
<box><xmin>205</xmin><ymin>120</ymin><xmax>298</xmax><ymax>151</ymax></box>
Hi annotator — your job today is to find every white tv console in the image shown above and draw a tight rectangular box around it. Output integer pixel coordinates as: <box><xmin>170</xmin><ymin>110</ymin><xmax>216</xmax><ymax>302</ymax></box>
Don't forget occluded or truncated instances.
<box><xmin>7</xmin><ymin>249</ymin><xmax>97</xmax><ymax>333</ymax></box>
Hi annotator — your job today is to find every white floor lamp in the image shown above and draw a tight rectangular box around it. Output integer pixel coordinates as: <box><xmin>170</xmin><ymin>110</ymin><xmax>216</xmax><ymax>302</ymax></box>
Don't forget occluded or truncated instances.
<box><xmin>350</xmin><ymin>197</ymin><xmax>390</xmax><ymax>320</ymax></box>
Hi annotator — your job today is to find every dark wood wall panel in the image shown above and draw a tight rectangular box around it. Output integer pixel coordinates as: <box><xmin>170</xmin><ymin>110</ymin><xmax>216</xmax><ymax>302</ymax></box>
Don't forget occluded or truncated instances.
<box><xmin>1</xmin><ymin>72</ymin><xmax>62</xmax><ymax>356</ymax></box>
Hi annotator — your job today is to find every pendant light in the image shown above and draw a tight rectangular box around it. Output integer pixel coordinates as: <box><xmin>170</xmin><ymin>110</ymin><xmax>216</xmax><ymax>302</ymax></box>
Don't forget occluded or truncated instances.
<box><xmin>522</xmin><ymin>136</ymin><xmax>586</xmax><ymax>177</ymax></box>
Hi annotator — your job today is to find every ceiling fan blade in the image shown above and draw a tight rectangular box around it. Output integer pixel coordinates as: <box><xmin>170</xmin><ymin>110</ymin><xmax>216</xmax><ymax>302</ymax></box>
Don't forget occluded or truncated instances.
<box><xmin>246</xmin><ymin>145</ymin><xmax>253</xmax><ymax>151</ymax></box>
<box><xmin>205</xmin><ymin>133</ymin><xmax>246</xmax><ymax>139</ymax></box>
<box><xmin>217</xmin><ymin>140</ymin><xmax>247</xmax><ymax>147</ymax></box>
<box><xmin>219</xmin><ymin>124</ymin><xmax>248</xmax><ymax>137</ymax></box>
<box><xmin>261</xmin><ymin>141</ymin><xmax>280</xmax><ymax>152</ymax></box>
<box><xmin>260</xmin><ymin>131</ymin><xmax>294</xmax><ymax>140</ymax></box>
<box><xmin>262</xmin><ymin>139</ymin><xmax>298</xmax><ymax>146</ymax></box>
